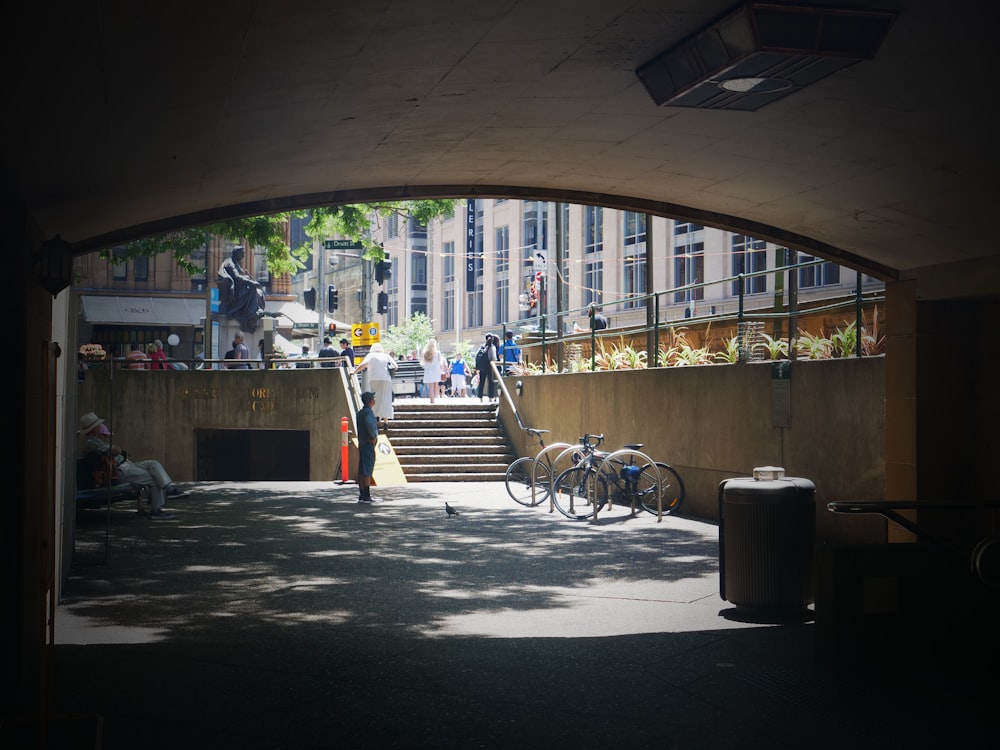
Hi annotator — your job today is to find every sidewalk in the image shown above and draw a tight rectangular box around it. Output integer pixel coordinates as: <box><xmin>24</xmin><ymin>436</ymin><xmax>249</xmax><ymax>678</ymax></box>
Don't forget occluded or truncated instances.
<box><xmin>48</xmin><ymin>482</ymin><xmax>994</xmax><ymax>749</ymax></box>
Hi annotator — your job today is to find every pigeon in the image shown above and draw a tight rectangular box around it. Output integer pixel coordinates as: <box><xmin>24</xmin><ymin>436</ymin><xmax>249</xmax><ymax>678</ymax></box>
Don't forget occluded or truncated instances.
<box><xmin>445</xmin><ymin>502</ymin><xmax>460</xmax><ymax>517</ymax></box>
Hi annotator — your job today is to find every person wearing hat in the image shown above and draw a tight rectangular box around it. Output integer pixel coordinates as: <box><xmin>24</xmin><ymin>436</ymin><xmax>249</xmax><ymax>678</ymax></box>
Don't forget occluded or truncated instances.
<box><xmin>78</xmin><ymin>412</ymin><xmax>187</xmax><ymax>519</ymax></box>
<box><xmin>355</xmin><ymin>392</ymin><xmax>379</xmax><ymax>504</ymax></box>
<box><xmin>318</xmin><ymin>337</ymin><xmax>337</xmax><ymax>368</ymax></box>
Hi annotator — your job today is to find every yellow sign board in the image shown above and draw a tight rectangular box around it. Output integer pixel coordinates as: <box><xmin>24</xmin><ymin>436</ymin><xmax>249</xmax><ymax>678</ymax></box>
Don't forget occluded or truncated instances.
<box><xmin>351</xmin><ymin>322</ymin><xmax>381</xmax><ymax>348</ymax></box>
<box><xmin>351</xmin><ymin>434</ymin><xmax>407</xmax><ymax>486</ymax></box>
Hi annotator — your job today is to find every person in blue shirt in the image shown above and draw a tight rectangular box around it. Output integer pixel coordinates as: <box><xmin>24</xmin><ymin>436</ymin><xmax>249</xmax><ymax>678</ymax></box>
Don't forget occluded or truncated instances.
<box><xmin>500</xmin><ymin>330</ymin><xmax>521</xmax><ymax>374</ymax></box>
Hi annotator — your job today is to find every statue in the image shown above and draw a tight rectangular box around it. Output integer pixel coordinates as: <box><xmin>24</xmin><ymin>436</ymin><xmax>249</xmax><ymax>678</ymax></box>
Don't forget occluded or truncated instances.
<box><xmin>217</xmin><ymin>246</ymin><xmax>266</xmax><ymax>333</ymax></box>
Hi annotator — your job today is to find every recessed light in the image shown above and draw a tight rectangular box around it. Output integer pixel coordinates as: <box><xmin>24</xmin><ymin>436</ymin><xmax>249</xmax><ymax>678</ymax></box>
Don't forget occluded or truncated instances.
<box><xmin>718</xmin><ymin>77</ymin><xmax>793</xmax><ymax>94</ymax></box>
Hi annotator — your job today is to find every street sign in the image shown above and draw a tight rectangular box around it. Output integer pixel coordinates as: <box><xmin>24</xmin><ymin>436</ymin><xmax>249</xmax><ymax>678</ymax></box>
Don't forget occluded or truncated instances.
<box><xmin>323</xmin><ymin>239</ymin><xmax>363</xmax><ymax>250</ymax></box>
<box><xmin>352</xmin><ymin>322</ymin><xmax>381</xmax><ymax>347</ymax></box>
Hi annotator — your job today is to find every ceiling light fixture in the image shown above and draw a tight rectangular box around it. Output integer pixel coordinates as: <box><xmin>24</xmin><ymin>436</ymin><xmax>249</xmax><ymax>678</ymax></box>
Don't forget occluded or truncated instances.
<box><xmin>636</xmin><ymin>2</ymin><xmax>896</xmax><ymax>111</ymax></box>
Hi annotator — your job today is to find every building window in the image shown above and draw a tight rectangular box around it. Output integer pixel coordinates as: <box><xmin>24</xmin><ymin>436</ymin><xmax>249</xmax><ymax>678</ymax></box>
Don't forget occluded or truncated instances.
<box><xmin>674</xmin><ymin>221</ymin><xmax>704</xmax><ymax>235</ymax></box>
<box><xmin>468</xmin><ymin>278</ymin><xmax>483</xmax><ymax>328</ymax></box>
<box><xmin>585</xmin><ymin>206</ymin><xmax>603</xmax><ymax>254</ymax></box>
<box><xmin>412</xmin><ymin>253</ymin><xmax>427</xmax><ymax>285</ymax></box>
<box><xmin>443</xmin><ymin>287</ymin><xmax>455</xmax><ymax>330</ymax></box>
<box><xmin>190</xmin><ymin>242</ymin><xmax>207</xmax><ymax>292</ymax></box>
<box><xmin>495</xmin><ymin>276</ymin><xmax>509</xmax><ymax>325</ymax></box>
<box><xmin>673</xmin><ymin>241</ymin><xmax>704</xmax><ymax>304</ymax></box>
<box><xmin>799</xmin><ymin>254</ymin><xmax>841</xmax><ymax>288</ymax></box>
<box><xmin>495</xmin><ymin>226</ymin><xmax>509</xmax><ymax>273</ymax></box>
<box><xmin>523</xmin><ymin>201</ymin><xmax>548</xmax><ymax>256</ymax></box>
<box><xmin>387</xmin><ymin>212</ymin><xmax>399</xmax><ymax>238</ymax></box>
<box><xmin>623</xmin><ymin>212</ymin><xmax>646</xmax><ymax>310</ymax></box>
<box><xmin>584</xmin><ymin>262</ymin><xmax>603</xmax><ymax>306</ymax></box>
<box><xmin>133</xmin><ymin>254</ymin><xmax>149</xmax><ymax>282</ymax></box>
<box><xmin>112</xmin><ymin>246</ymin><xmax>127</xmax><ymax>281</ymax></box>
<box><xmin>731</xmin><ymin>235</ymin><xmax>768</xmax><ymax>296</ymax></box>
<box><xmin>443</xmin><ymin>241</ymin><xmax>455</xmax><ymax>283</ymax></box>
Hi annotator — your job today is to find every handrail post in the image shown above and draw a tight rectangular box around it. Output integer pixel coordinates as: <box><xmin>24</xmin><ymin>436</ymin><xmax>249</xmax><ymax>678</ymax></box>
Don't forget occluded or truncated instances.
<box><xmin>855</xmin><ymin>274</ymin><xmax>863</xmax><ymax>358</ymax></box>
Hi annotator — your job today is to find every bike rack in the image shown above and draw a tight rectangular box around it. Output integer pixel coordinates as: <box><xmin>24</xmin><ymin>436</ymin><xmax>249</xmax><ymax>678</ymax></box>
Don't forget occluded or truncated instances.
<box><xmin>548</xmin><ymin>444</ymin><xmax>589</xmax><ymax>514</ymax></box>
<box><xmin>528</xmin><ymin>441</ymin><xmax>573</xmax><ymax>507</ymax></box>
<box><xmin>595</xmin><ymin>449</ymin><xmax>661</xmax><ymax>523</ymax></box>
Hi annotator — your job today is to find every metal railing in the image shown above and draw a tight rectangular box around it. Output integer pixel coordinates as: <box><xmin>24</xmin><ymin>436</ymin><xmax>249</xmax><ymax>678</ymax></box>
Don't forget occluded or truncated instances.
<box><xmin>502</xmin><ymin>259</ymin><xmax>884</xmax><ymax>370</ymax></box>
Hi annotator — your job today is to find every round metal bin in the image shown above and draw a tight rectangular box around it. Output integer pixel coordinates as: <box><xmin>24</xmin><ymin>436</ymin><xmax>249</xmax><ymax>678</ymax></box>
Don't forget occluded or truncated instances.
<box><xmin>719</xmin><ymin>468</ymin><xmax>816</xmax><ymax>614</ymax></box>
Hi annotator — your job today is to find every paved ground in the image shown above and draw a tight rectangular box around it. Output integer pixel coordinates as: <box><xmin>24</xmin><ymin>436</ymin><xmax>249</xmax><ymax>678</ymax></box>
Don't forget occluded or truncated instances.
<box><xmin>33</xmin><ymin>481</ymin><xmax>998</xmax><ymax>749</ymax></box>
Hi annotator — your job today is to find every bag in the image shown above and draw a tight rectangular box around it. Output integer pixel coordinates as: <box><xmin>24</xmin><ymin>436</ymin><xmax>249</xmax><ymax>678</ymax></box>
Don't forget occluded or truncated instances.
<box><xmin>475</xmin><ymin>345</ymin><xmax>489</xmax><ymax>371</ymax></box>
<box><xmin>78</xmin><ymin>451</ymin><xmax>118</xmax><ymax>489</ymax></box>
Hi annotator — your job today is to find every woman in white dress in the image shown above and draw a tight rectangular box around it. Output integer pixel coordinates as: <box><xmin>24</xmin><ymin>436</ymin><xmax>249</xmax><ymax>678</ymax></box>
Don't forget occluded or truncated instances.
<box><xmin>352</xmin><ymin>343</ymin><xmax>397</xmax><ymax>421</ymax></box>
<box><xmin>419</xmin><ymin>338</ymin><xmax>448</xmax><ymax>404</ymax></box>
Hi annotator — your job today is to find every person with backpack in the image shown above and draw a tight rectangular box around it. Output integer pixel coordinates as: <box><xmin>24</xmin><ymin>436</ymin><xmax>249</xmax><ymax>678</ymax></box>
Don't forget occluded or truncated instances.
<box><xmin>475</xmin><ymin>334</ymin><xmax>498</xmax><ymax>402</ymax></box>
<box><xmin>500</xmin><ymin>330</ymin><xmax>521</xmax><ymax>375</ymax></box>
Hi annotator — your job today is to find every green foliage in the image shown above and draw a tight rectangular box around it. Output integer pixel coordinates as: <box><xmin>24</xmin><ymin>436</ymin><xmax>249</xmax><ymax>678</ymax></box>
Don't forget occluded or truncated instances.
<box><xmin>797</xmin><ymin>329</ymin><xmax>833</xmax><ymax>359</ymax></box>
<box><xmin>381</xmin><ymin>311</ymin><xmax>435</xmax><ymax>358</ymax></box>
<box><xmin>829</xmin><ymin>321</ymin><xmax>857</xmax><ymax>358</ymax></box>
<box><xmin>758</xmin><ymin>333</ymin><xmax>789</xmax><ymax>360</ymax></box>
<box><xmin>109</xmin><ymin>200</ymin><xmax>461</xmax><ymax>278</ymax></box>
<box><xmin>715</xmin><ymin>335</ymin><xmax>741</xmax><ymax>363</ymax></box>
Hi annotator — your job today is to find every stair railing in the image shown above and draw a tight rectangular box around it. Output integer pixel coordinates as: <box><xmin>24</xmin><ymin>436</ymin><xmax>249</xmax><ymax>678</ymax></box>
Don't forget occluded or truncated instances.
<box><xmin>492</xmin><ymin>360</ymin><xmax>526</xmax><ymax>430</ymax></box>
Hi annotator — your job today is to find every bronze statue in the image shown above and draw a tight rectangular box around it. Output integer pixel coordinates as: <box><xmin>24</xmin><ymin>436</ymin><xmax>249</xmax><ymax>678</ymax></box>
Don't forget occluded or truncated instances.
<box><xmin>217</xmin><ymin>246</ymin><xmax>266</xmax><ymax>332</ymax></box>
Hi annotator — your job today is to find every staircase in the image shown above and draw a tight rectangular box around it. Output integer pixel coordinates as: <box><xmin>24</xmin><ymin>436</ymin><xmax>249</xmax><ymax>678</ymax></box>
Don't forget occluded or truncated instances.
<box><xmin>388</xmin><ymin>401</ymin><xmax>513</xmax><ymax>482</ymax></box>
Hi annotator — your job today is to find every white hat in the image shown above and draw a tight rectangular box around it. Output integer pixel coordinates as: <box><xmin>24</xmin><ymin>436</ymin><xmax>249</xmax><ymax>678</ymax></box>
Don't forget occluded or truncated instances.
<box><xmin>78</xmin><ymin>412</ymin><xmax>104</xmax><ymax>434</ymax></box>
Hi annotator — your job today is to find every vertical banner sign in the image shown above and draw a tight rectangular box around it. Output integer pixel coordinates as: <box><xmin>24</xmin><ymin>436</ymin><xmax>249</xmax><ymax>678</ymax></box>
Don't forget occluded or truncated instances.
<box><xmin>465</xmin><ymin>198</ymin><xmax>476</xmax><ymax>291</ymax></box>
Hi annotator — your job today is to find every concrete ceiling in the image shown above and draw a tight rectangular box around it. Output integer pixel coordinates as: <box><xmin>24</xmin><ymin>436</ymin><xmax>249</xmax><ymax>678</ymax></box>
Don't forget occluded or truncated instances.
<box><xmin>3</xmin><ymin>0</ymin><xmax>997</xmax><ymax>296</ymax></box>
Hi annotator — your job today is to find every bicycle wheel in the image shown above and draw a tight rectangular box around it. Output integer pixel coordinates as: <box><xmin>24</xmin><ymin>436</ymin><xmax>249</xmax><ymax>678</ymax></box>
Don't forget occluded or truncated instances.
<box><xmin>505</xmin><ymin>456</ymin><xmax>551</xmax><ymax>506</ymax></box>
<box><xmin>637</xmin><ymin>462</ymin><xmax>685</xmax><ymax>516</ymax></box>
<box><xmin>552</xmin><ymin>466</ymin><xmax>607</xmax><ymax>520</ymax></box>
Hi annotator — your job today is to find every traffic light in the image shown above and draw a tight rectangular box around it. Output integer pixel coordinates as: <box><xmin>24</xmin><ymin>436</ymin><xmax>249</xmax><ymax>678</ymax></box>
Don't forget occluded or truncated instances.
<box><xmin>382</xmin><ymin>254</ymin><xmax>391</xmax><ymax>280</ymax></box>
<box><xmin>375</xmin><ymin>259</ymin><xmax>385</xmax><ymax>285</ymax></box>
<box><xmin>327</xmin><ymin>323</ymin><xmax>337</xmax><ymax>335</ymax></box>
<box><xmin>327</xmin><ymin>285</ymin><xmax>338</xmax><ymax>311</ymax></box>
<box><xmin>377</xmin><ymin>291</ymin><xmax>389</xmax><ymax>314</ymax></box>
<box><xmin>303</xmin><ymin>287</ymin><xmax>317</xmax><ymax>311</ymax></box>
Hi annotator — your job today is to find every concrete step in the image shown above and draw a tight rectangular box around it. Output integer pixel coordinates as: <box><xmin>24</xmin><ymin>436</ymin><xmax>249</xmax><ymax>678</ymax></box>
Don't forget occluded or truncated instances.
<box><xmin>396</xmin><ymin>454</ymin><xmax>512</xmax><ymax>466</ymax></box>
<box><xmin>393</xmin><ymin>444</ymin><xmax>508</xmax><ymax>455</ymax></box>
<box><xmin>389</xmin><ymin>427</ymin><xmax>503</xmax><ymax>438</ymax></box>
<box><xmin>405</xmin><ymin>473</ymin><xmax>507</xmax><ymax>482</ymax></box>
<box><xmin>400</xmin><ymin>461</ymin><xmax>512</xmax><ymax>474</ymax></box>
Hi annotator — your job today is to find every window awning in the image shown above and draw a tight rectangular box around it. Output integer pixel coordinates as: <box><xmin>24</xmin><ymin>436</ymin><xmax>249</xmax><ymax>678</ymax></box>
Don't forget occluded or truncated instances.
<box><xmin>80</xmin><ymin>296</ymin><xmax>209</xmax><ymax>326</ymax></box>
<box><xmin>79</xmin><ymin>296</ymin><xmax>351</xmax><ymax>333</ymax></box>
<box><xmin>263</xmin><ymin>300</ymin><xmax>350</xmax><ymax>334</ymax></box>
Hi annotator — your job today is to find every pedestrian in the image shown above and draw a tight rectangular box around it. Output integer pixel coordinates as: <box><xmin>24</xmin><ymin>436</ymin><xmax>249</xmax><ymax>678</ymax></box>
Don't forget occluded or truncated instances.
<box><xmin>232</xmin><ymin>332</ymin><xmax>251</xmax><ymax>369</ymax></box>
<box><xmin>500</xmin><ymin>330</ymin><xmax>521</xmax><ymax>374</ymax></box>
<box><xmin>296</xmin><ymin>345</ymin><xmax>312</xmax><ymax>368</ymax></box>
<box><xmin>450</xmin><ymin>353</ymin><xmax>471</xmax><ymax>397</ymax></box>
<box><xmin>78</xmin><ymin>411</ymin><xmax>187</xmax><ymax>519</ymax></box>
<box><xmin>588</xmin><ymin>303</ymin><xmax>609</xmax><ymax>331</ymax></box>
<box><xmin>352</xmin><ymin>343</ymin><xmax>397</xmax><ymax>424</ymax></box>
<box><xmin>126</xmin><ymin>342</ymin><xmax>149</xmax><ymax>370</ymax></box>
<box><xmin>149</xmin><ymin>339</ymin><xmax>169</xmax><ymax>370</ymax></box>
<box><xmin>420</xmin><ymin>338</ymin><xmax>448</xmax><ymax>403</ymax></box>
<box><xmin>318</xmin><ymin>337</ymin><xmax>337</xmax><ymax>368</ymax></box>
<box><xmin>338</xmin><ymin>338</ymin><xmax>356</xmax><ymax>369</ymax></box>
<box><xmin>355</xmin><ymin>391</ymin><xmax>379</xmax><ymax>504</ymax></box>
<box><xmin>475</xmin><ymin>333</ymin><xmax>498</xmax><ymax>402</ymax></box>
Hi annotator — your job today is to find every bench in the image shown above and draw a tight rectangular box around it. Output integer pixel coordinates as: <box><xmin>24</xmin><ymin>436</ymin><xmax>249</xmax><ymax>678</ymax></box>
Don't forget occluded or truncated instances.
<box><xmin>76</xmin><ymin>482</ymin><xmax>144</xmax><ymax>510</ymax></box>
<box><xmin>76</xmin><ymin>453</ymin><xmax>144</xmax><ymax>510</ymax></box>
<box><xmin>391</xmin><ymin>360</ymin><xmax>424</xmax><ymax>397</ymax></box>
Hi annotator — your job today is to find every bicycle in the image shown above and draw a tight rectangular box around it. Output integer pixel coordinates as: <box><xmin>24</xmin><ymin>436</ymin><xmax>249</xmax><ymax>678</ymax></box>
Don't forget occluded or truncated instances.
<box><xmin>504</xmin><ymin>428</ymin><xmax>574</xmax><ymax>506</ymax></box>
<box><xmin>504</xmin><ymin>427</ymin><xmax>604</xmax><ymax>507</ymax></box>
<box><xmin>552</xmin><ymin>440</ymin><xmax>685</xmax><ymax>521</ymax></box>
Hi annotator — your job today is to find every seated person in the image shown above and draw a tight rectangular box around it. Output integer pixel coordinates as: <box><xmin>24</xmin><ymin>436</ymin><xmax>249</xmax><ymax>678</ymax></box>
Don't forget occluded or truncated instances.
<box><xmin>217</xmin><ymin>245</ymin><xmax>266</xmax><ymax>333</ymax></box>
<box><xmin>78</xmin><ymin>411</ymin><xmax>187</xmax><ymax>519</ymax></box>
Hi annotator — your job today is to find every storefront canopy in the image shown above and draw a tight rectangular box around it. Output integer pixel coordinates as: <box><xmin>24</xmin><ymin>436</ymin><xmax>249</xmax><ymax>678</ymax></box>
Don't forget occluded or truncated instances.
<box><xmin>80</xmin><ymin>296</ymin><xmax>351</xmax><ymax>334</ymax></box>
<box><xmin>80</xmin><ymin>296</ymin><xmax>209</xmax><ymax>326</ymax></box>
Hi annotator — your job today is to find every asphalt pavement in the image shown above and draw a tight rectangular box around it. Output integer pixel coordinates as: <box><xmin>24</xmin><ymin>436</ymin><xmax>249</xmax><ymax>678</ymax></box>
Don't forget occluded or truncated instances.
<box><xmin>33</xmin><ymin>481</ymin><xmax>997</xmax><ymax>749</ymax></box>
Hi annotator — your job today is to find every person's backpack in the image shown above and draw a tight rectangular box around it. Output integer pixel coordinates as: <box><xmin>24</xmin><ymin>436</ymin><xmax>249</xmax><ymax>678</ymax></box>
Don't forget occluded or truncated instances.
<box><xmin>475</xmin><ymin>345</ymin><xmax>489</xmax><ymax>371</ymax></box>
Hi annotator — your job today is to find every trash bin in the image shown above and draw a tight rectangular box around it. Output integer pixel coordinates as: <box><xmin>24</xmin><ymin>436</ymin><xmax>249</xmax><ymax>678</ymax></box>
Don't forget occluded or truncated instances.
<box><xmin>719</xmin><ymin>466</ymin><xmax>815</xmax><ymax>615</ymax></box>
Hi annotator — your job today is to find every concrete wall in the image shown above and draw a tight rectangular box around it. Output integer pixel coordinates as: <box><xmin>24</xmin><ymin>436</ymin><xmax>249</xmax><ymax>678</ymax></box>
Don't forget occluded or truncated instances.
<box><xmin>78</xmin><ymin>367</ymin><xmax>356</xmax><ymax>482</ymax></box>
<box><xmin>499</xmin><ymin>356</ymin><xmax>887</xmax><ymax>545</ymax></box>
<box><xmin>77</xmin><ymin>357</ymin><xmax>886</xmax><ymax>548</ymax></box>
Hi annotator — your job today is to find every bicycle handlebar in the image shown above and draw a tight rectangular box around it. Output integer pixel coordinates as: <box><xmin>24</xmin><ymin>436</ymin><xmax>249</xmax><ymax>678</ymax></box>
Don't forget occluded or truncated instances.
<box><xmin>578</xmin><ymin>433</ymin><xmax>604</xmax><ymax>446</ymax></box>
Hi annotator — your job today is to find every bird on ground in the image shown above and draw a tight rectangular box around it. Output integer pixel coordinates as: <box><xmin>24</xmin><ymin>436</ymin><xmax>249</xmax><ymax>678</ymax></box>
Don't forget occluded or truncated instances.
<box><xmin>445</xmin><ymin>503</ymin><xmax>459</xmax><ymax>517</ymax></box>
